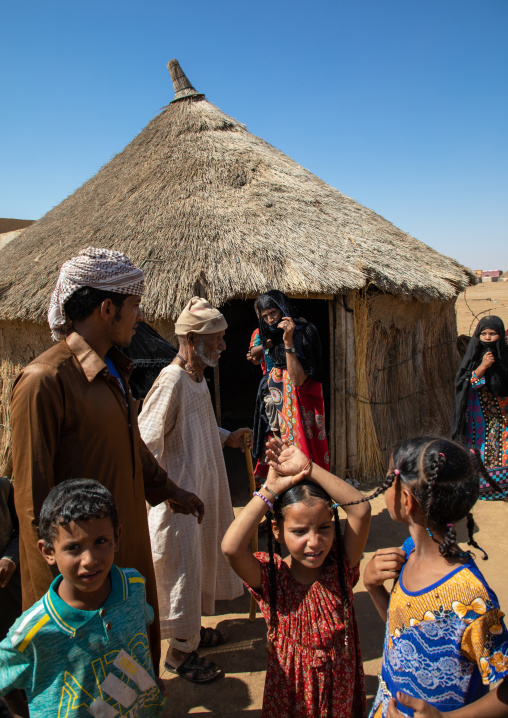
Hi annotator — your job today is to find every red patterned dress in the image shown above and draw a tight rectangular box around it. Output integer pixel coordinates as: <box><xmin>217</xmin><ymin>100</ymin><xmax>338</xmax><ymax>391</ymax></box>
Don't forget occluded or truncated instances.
<box><xmin>269</xmin><ymin>368</ymin><xmax>329</xmax><ymax>469</ymax></box>
<box><xmin>247</xmin><ymin>547</ymin><xmax>366</xmax><ymax>718</ymax></box>
<box><xmin>254</xmin><ymin>369</ymin><xmax>330</xmax><ymax>486</ymax></box>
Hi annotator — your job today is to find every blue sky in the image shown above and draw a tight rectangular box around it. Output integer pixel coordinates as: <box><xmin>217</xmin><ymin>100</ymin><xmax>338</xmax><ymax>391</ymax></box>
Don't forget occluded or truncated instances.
<box><xmin>2</xmin><ymin>0</ymin><xmax>506</xmax><ymax>271</ymax></box>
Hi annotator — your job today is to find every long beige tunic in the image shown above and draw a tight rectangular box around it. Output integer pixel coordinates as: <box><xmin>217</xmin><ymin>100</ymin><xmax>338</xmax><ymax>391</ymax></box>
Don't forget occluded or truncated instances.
<box><xmin>138</xmin><ymin>365</ymin><xmax>243</xmax><ymax>639</ymax></box>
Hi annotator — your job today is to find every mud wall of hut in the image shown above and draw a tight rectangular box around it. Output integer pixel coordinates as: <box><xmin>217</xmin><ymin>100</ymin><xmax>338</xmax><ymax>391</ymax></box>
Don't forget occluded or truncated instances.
<box><xmin>331</xmin><ymin>292</ymin><xmax>460</xmax><ymax>485</ymax></box>
<box><xmin>0</xmin><ymin>322</ymin><xmax>53</xmax><ymax>475</ymax></box>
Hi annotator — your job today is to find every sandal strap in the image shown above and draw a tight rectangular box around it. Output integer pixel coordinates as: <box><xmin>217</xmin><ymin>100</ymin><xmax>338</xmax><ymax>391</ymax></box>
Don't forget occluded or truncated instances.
<box><xmin>199</xmin><ymin>626</ymin><xmax>224</xmax><ymax>646</ymax></box>
<box><xmin>179</xmin><ymin>652</ymin><xmax>219</xmax><ymax>681</ymax></box>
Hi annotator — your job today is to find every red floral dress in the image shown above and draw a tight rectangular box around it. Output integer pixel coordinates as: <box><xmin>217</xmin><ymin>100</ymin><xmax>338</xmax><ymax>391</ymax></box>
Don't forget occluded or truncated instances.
<box><xmin>247</xmin><ymin>547</ymin><xmax>366</xmax><ymax>718</ymax></box>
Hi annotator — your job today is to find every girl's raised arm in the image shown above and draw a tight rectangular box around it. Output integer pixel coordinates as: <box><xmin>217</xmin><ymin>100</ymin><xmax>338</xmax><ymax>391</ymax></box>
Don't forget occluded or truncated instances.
<box><xmin>267</xmin><ymin>439</ymin><xmax>371</xmax><ymax>568</ymax></box>
<box><xmin>221</xmin><ymin>466</ymin><xmax>309</xmax><ymax>589</ymax></box>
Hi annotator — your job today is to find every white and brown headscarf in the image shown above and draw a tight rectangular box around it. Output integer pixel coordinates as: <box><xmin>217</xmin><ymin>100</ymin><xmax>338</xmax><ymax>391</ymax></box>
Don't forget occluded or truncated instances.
<box><xmin>48</xmin><ymin>247</ymin><xmax>145</xmax><ymax>341</ymax></box>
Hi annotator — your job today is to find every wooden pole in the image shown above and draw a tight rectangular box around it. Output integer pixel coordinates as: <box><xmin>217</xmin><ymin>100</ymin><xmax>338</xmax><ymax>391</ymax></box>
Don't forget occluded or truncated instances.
<box><xmin>213</xmin><ymin>365</ymin><xmax>221</xmax><ymax>426</ymax></box>
<box><xmin>243</xmin><ymin>434</ymin><xmax>258</xmax><ymax>622</ymax></box>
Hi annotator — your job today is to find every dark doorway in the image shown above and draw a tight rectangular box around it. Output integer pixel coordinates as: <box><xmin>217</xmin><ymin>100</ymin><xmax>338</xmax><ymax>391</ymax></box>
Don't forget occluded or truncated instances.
<box><xmin>215</xmin><ymin>297</ymin><xmax>331</xmax><ymax>433</ymax></box>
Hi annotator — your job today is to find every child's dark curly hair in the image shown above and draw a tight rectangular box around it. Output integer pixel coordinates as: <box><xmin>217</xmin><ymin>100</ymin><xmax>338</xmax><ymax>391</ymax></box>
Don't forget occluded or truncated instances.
<box><xmin>38</xmin><ymin>479</ymin><xmax>119</xmax><ymax>547</ymax></box>
<box><xmin>342</xmin><ymin>436</ymin><xmax>498</xmax><ymax>560</ymax></box>
<box><xmin>265</xmin><ymin>480</ymin><xmax>352</xmax><ymax>652</ymax></box>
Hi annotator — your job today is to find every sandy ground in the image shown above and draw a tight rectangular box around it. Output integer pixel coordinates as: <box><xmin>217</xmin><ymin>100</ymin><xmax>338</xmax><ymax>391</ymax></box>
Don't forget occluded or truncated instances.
<box><xmin>456</xmin><ymin>281</ymin><xmax>508</xmax><ymax>336</ymax></box>
<box><xmin>159</xmin><ymin>285</ymin><xmax>508</xmax><ymax>716</ymax></box>
<box><xmin>159</xmin><ymin>491</ymin><xmax>507</xmax><ymax>717</ymax></box>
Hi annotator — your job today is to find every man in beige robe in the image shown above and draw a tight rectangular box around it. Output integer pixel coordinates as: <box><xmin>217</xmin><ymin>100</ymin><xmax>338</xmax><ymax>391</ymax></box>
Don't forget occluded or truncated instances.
<box><xmin>139</xmin><ymin>297</ymin><xmax>251</xmax><ymax>683</ymax></box>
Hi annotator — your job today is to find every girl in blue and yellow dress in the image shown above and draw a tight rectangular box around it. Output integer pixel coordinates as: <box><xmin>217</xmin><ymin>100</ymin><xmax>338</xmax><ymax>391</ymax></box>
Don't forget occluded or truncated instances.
<box><xmin>359</xmin><ymin>436</ymin><xmax>508</xmax><ymax>717</ymax></box>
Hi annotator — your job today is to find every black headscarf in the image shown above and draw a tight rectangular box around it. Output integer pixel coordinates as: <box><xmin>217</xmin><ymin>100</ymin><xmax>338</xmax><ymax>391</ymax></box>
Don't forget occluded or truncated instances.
<box><xmin>121</xmin><ymin>321</ymin><xmax>177</xmax><ymax>401</ymax></box>
<box><xmin>451</xmin><ymin>315</ymin><xmax>508</xmax><ymax>439</ymax></box>
<box><xmin>255</xmin><ymin>290</ymin><xmax>324</xmax><ymax>383</ymax></box>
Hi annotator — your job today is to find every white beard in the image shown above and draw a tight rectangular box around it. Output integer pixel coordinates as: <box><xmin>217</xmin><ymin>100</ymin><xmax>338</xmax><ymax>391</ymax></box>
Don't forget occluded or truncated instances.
<box><xmin>194</xmin><ymin>338</ymin><xmax>220</xmax><ymax>367</ymax></box>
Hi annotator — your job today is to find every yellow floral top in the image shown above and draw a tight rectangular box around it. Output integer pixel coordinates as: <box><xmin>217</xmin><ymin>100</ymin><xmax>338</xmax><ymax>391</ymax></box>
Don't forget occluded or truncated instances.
<box><xmin>371</xmin><ymin>541</ymin><xmax>508</xmax><ymax>717</ymax></box>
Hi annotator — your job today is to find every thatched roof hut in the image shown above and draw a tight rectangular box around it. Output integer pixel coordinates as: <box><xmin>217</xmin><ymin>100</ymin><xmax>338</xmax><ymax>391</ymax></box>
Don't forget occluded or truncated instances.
<box><xmin>0</xmin><ymin>60</ymin><xmax>476</xmax><ymax>480</ymax></box>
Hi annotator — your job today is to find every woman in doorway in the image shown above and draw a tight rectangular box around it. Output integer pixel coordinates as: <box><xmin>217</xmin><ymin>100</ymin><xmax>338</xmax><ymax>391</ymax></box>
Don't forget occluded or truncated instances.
<box><xmin>252</xmin><ymin>291</ymin><xmax>329</xmax><ymax>484</ymax></box>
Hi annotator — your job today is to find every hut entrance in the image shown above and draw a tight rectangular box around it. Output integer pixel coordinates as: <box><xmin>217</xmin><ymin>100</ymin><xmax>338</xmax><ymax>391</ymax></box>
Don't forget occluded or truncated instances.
<box><xmin>215</xmin><ymin>298</ymin><xmax>331</xmax><ymax>435</ymax></box>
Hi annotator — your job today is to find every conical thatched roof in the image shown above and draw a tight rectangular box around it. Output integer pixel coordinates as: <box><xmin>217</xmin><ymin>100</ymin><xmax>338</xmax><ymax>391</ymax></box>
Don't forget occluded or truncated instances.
<box><xmin>0</xmin><ymin>60</ymin><xmax>476</xmax><ymax>324</ymax></box>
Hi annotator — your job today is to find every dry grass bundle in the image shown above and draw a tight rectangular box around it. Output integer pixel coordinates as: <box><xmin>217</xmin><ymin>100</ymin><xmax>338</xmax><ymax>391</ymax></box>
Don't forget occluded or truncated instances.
<box><xmin>351</xmin><ymin>290</ymin><xmax>385</xmax><ymax>481</ymax></box>
<box><xmin>367</xmin><ymin>297</ymin><xmax>459</xmax><ymax>464</ymax></box>
<box><xmin>0</xmin><ymin>61</ymin><xmax>475</xmax><ymax>326</ymax></box>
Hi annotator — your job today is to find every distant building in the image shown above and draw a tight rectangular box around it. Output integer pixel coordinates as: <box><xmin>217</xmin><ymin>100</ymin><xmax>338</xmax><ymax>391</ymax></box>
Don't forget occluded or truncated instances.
<box><xmin>0</xmin><ymin>218</ymin><xmax>34</xmax><ymax>234</ymax></box>
<box><xmin>482</xmin><ymin>269</ymin><xmax>503</xmax><ymax>283</ymax></box>
<box><xmin>0</xmin><ymin>219</ymin><xmax>34</xmax><ymax>251</ymax></box>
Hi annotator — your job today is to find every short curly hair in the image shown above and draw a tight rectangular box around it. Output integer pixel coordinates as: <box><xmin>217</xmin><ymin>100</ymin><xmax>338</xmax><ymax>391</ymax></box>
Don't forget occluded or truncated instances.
<box><xmin>38</xmin><ymin>479</ymin><xmax>118</xmax><ymax>547</ymax></box>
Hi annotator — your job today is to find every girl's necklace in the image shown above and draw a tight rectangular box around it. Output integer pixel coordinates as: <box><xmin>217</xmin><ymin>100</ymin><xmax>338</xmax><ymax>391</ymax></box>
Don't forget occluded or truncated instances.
<box><xmin>177</xmin><ymin>353</ymin><xmax>202</xmax><ymax>383</ymax></box>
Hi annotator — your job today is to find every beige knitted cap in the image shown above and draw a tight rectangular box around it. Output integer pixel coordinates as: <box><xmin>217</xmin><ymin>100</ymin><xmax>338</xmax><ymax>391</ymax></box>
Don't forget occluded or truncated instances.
<box><xmin>175</xmin><ymin>296</ymin><xmax>228</xmax><ymax>335</ymax></box>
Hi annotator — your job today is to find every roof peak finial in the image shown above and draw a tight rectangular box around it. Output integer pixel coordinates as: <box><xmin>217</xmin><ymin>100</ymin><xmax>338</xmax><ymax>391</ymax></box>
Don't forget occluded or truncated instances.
<box><xmin>167</xmin><ymin>59</ymin><xmax>204</xmax><ymax>102</ymax></box>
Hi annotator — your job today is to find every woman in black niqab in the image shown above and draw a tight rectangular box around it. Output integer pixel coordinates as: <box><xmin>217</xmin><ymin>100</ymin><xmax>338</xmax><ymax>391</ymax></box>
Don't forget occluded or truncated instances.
<box><xmin>451</xmin><ymin>315</ymin><xmax>508</xmax><ymax>499</ymax></box>
<box><xmin>252</xmin><ymin>290</ymin><xmax>329</xmax><ymax>481</ymax></box>
<box><xmin>255</xmin><ymin>290</ymin><xmax>324</xmax><ymax>381</ymax></box>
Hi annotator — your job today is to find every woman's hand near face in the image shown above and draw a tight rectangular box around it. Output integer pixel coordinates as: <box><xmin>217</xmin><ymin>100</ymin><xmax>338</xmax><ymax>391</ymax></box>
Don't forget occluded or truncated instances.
<box><xmin>480</xmin><ymin>351</ymin><xmax>495</xmax><ymax>369</ymax></box>
<box><xmin>475</xmin><ymin>351</ymin><xmax>496</xmax><ymax>379</ymax></box>
<box><xmin>278</xmin><ymin>316</ymin><xmax>296</xmax><ymax>344</ymax></box>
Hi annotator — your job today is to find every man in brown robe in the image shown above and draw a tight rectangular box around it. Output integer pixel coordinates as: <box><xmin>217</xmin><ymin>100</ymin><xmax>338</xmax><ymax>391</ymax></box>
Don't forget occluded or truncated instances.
<box><xmin>10</xmin><ymin>247</ymin><xmax>204</xmax><ymax>672</ymax></box>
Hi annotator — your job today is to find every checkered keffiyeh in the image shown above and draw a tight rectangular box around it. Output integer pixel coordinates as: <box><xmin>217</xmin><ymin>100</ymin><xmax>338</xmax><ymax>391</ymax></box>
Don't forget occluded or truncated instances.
<box><xmin>48</xmin><ymin>247</ymin><xmax>145</xmax><ymax>341</ymax></box>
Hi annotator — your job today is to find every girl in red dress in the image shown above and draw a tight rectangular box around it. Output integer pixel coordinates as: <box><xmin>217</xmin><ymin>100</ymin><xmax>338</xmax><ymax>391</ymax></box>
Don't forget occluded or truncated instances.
<box><xmin>222</xmin><ymin>439</ymin><xmax>370</xmax><ymax>717</ymax></box>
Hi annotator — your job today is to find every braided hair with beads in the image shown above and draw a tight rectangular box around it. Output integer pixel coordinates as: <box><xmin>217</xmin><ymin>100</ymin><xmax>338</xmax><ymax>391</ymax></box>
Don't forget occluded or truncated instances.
<box><xmin>265</xmin><ymin>480</ymin><xmax>352</xmax><ymax>653</ymax></box>
<box><xmin>342</xmin><ymin>436</ymin><xmax>500</xmax><ymax>561</ymax></box>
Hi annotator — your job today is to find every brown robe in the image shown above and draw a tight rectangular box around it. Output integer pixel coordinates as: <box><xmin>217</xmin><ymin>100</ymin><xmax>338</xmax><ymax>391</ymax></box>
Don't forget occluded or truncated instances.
<box><xmin>10</xmin><ymin>331</ymin><xmax>171</xmax><ymax>668</ymax></box>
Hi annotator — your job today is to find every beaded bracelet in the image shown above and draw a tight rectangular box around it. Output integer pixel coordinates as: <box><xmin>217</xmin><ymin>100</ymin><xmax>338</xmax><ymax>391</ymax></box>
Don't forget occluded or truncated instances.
<box><xmin>253</xmin><ymin>491</ymin><xmax>274</xmax><ymax>511</ymax></box>
<box><xmin>261</xmin><ymin>483</ymin><xmax>278</xmax><ymax>501</ymax></box>
<box><xmin>302</xmin><ymin>459</ymin><xmax>312</xmax><ymax>473</ymax></box>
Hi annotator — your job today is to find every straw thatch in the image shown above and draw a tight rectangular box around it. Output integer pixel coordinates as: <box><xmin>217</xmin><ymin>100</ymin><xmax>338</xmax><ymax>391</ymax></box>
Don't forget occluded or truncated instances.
<box><xmin>0</xmin><ymin>60</ymin><xmax>476</xmax><ymax>481</ymax></box>
<box><xmin>0</xmin><ymin>60</ymin><xmax>475</xmax><ymax>324</ymax></box>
